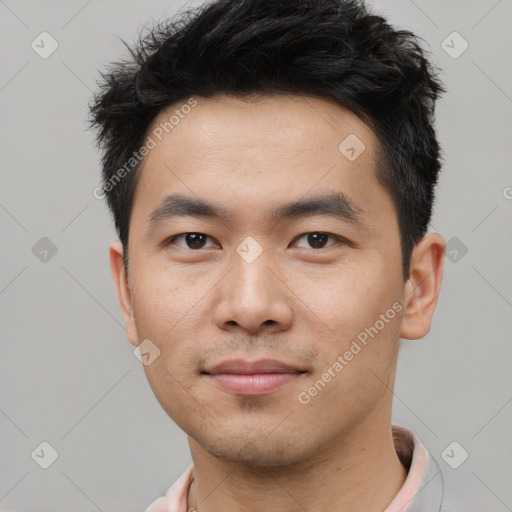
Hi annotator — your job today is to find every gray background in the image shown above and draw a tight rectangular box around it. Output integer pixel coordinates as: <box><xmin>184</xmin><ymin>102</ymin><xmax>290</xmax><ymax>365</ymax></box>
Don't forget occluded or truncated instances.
<box><xmin>1</xmin><ymin>0</ymin><xmax>511</xmax><ymax>511</ymax></box>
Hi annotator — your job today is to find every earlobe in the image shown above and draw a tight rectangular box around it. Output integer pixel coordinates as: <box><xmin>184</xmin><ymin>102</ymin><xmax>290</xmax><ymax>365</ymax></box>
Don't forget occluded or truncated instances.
<box><xmin>109</xmin><ymin>240</ymin><xmax>139</xmax><ymax>346</ymax></box>
<box><xmin>399</xmin><ymin>233</ymin><xmax>446</xmax><ymax>340</ymax></box>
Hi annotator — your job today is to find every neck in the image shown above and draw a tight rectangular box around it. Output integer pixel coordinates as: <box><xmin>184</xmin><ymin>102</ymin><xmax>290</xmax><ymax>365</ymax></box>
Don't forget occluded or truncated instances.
<box><xmin>186</xmin><ymin>420</ymin><xmax>407</xmax><ymax>512</ymax></box>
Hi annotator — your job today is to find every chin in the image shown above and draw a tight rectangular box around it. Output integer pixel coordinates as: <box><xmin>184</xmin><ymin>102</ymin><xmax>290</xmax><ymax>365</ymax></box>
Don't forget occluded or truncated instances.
<box><xmin>196</xmin><ymin>430</ymin><xmax>310</xmax><ymax>468</ymax></box>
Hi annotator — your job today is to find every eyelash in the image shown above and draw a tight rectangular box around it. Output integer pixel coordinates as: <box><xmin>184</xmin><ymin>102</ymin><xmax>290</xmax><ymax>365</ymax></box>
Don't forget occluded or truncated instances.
<box><xmin>164</xmin><ymin>232</ymin><xmax>347</xmax><ymax>250</ymax></box>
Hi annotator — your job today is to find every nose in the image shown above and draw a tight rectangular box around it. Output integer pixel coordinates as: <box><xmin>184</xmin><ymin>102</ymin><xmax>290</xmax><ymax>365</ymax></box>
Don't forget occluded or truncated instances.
<box><xmin>213</xmin><ymin>253</ymin><xmax>294</xmax><ymax>335</ymax></box>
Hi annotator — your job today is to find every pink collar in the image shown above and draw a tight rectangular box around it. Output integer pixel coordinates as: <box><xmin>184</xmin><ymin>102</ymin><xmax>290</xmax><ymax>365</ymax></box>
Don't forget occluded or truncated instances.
<box><xmin>145</xmin><ymin>425</ymin><xmax>442</xmax><ymax>512</ymax></box>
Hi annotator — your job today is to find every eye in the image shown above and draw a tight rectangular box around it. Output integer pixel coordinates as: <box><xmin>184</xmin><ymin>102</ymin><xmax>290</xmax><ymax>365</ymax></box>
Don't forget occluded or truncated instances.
<box><xmin>165</xmin><ymin>231</ymin><xmax>347</xmax><ymax>251</ymax></box>
<box><xmin>292</xmin><ymin>232</ymin><xmax>343</xmax><ymax>249</ymax></box>
<box><xmin>166</xmin><ymin>232</ymin><xmax>217</xmax><ymax>250</ymax></box>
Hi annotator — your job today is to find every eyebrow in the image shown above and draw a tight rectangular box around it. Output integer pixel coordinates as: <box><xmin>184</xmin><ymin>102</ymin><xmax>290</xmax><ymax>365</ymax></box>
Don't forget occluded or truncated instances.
<box><xmin>148</xmin><ymin>192</ymin><xmax>367</xmax><ymax>229</ymax></box>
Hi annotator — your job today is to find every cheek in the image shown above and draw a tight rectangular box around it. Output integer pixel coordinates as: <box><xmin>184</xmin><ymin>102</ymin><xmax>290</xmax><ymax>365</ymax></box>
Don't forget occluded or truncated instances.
<box><xmin>130</xmin><ymin>264</ymin><xmax>213</xmax><ymax>379</ymax></box>
<box><xmin>297</xmin><ymin>315</ymin><xmax>400</xmax><ymax>430</ymax></box>
<box><xmin>130</xmin><ymin>263</ymin><xmax>199</xmax><ymax>340</ymax></box>
<box><xmin>294</xmin><ymin>261</ymin><xmax>401</xmax><ymax>386</ymax></box>
<box><xmin>292</xmin><ymin>260</ymin><xmax>391</xmax><ymax>341</ymax></box>
<box><xmin>133</xmin><ymin>270</ymin><xmax>201</xmax><ymax>415</ymax></box>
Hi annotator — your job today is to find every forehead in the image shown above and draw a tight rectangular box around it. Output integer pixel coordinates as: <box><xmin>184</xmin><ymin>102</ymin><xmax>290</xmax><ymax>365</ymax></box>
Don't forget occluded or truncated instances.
<box><xmin>148</xmin><ymin>93</ymin><xmax>375</xmax><ymax>156</ymax></box>
<box><xmin>130</xmin><ymin>93</ymin><xmax>391</xmax><ymax>233</ymax></box>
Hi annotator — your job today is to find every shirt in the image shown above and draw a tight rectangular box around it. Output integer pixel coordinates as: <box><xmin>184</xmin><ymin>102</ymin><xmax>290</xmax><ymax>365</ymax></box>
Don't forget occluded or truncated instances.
<box><xmin>145</xmin><ymin>424</ymin><xmax>463</xmax><ymax>512</ymax></box>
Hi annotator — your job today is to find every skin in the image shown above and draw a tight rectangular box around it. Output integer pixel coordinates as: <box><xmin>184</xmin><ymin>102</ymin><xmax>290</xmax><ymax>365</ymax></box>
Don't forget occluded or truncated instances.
<box><xmin>109</xmin><ymin>93</ymin><xmax>445</xmax><ymax>511</ymax></box>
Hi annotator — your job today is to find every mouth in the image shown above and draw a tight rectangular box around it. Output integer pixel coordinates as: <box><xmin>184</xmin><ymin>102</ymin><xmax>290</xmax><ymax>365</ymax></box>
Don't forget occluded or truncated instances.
<box><xmin>202</xmin><ymin>358</ymin><xmax>307</xmax><ymax>396</ymax></box>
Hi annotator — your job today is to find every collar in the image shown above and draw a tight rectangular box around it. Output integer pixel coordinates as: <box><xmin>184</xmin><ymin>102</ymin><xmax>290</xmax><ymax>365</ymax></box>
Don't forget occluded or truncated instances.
<box><xmin>146</xmin><ymin>425</ymin><xmax>445</xmax><ymax>512</ymax></box>
<box><xmin>384</xmin><ymin>425</ymin><xmax>444</xmax><ymax>511</ymax></box>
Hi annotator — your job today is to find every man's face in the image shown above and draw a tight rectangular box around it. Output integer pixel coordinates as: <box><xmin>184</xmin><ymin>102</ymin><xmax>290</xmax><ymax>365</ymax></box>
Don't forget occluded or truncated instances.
<box><xmin>117</xmin><ymin>94</ymin><xmax>409</xmax><ymax>465</ymax></box>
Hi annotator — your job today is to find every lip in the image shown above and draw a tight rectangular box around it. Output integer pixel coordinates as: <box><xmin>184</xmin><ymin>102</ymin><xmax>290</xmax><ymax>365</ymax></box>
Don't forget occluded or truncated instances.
<box><xmin>203</xmin><ymin>358</ymin><xmax>306</xmax><ymax>396</ymax></box>
<box><xmin>204</xmin><ymin>358</ymin><xmax>304</xmax><ymax>375</ymax></box>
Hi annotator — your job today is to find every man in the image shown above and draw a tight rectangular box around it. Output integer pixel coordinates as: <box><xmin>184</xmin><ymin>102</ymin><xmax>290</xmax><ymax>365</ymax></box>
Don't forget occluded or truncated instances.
<box><xmin>88</xmin><ymin>0</ymin><xmax>462</xmax><ymax>510</ymax></box>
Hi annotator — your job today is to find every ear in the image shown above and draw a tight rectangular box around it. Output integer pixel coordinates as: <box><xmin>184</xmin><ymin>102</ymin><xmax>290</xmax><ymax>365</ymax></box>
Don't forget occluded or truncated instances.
<box><xmin>400</xmin><ymin>233</ymin><xmax>446</xmax><ymax>340</ymax></box>
<box><xmin>109</xmin><ymin>240</ymin><xmax>139</xmax><ymax>346</ymax></box>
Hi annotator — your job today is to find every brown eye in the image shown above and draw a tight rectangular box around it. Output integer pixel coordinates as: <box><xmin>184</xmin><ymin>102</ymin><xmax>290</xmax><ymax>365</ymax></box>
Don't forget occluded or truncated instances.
<box><xmin>294</xmin><ymin>232</ymin><xmax>339</xmax><ymax>249</ymax></box>
<box><xmin>167</xmin><ymin>233</ymin><xmax>214</xmax><ymax>249</ymax></box>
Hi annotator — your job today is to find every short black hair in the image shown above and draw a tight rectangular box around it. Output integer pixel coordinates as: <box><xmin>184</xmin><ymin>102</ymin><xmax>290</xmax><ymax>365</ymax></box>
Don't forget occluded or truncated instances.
<box><xmin>88</xmin><ymin>0</ymin><xmax>446</xmax><ymax>280</ymax></box>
